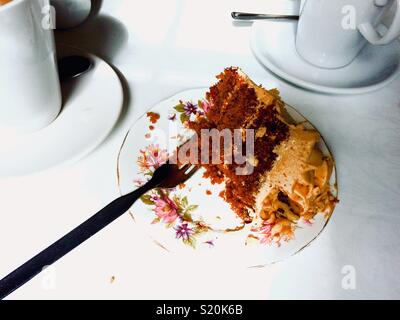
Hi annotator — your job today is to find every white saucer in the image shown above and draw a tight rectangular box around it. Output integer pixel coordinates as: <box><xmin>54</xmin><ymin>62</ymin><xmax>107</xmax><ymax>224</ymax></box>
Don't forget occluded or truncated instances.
<box><xmin>0</xmin><ymin>47</ymin><xmax>123</xmax><ymax>177</ymax></box>
<box><xmin>251</xmin><ymin>21</ymin><xmax>400</xmax><ymax>95</ymax></box>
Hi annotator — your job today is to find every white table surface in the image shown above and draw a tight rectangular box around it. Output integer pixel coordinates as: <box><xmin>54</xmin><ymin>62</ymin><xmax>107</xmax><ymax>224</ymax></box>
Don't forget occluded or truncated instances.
<box><xmin>1</xmin><ymin>0</ymin><xmax>399</xmax><ymax>300</ymax></box>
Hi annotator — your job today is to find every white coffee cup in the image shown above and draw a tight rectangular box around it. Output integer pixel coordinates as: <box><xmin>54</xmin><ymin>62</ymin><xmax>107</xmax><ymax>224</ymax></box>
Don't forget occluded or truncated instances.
<box><xmin>0</xmin><ymin>0</ymin><xmax>62</xmax><ymax>133</ymax></box>
<box><xmin>296</xmin><ymin>0</ymin><xmax>400</xmax><ymax>69</ymax></box>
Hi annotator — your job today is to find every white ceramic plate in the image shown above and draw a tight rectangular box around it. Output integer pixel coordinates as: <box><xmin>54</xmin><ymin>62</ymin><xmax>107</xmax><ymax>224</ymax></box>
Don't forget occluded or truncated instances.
<box><xmin>117</xmin><ymin>89</ymin><xmax>338</xmax><ymax>266</ymax></box>
<box><xmin>0</xmin><ymin>46</ymin><xmax>123</xmax><ymax>177</ymax></box>
<box><xmin>251</xmin><ymin>21</ymin><xmax>400</xmax><ymax>95</ymax></box>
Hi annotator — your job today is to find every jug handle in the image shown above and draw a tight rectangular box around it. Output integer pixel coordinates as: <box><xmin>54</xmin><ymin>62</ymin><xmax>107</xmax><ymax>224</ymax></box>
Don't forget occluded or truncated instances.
<box><xmin>359</xmin><ymin>0</ymin><xmax>400</xmax><ymax>45</ymax></box>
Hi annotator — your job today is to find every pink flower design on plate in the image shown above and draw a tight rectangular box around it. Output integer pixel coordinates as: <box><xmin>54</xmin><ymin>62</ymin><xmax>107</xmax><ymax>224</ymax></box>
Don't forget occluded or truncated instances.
<box><xmin>201</xmin><ymin>100</ymin><xmax>213</xmax><ymax>114</ymax></box>
<box><xmin>258</xmin><ymin>223</ymin><xmax>274</xmax><ymax>245</ymax></box>
<box><xmin>137</xmin><ymin>144</ymin><xmax>168</xmax><ymax>172</ymax></box>
<box><xmin>168</xmin><ymin>113</ymin><xmax>177</xmax><ymax>121</ymax></box>
<box><xmin>183</xmin><ymin>102</ymin><xmax>198</xmax><ymax>116</ymax></box>
<box><xmin>154</xmin><ymin>196</ymin><xmax>179</xmax><ymax>224</ymax></box>
<box><xmin>175</xmin><ymin>223</ymin><xmax>194</xmax><ymax>241</ymax></box>
<box><xmin>204</xmin><ymin>240</ymin><xmax>215</xmax><ymax>248</ymax></box>
<box><xmin>302</xmin><ymin>218</ymin><xmax>314</xmax><ymax>226</ymax></box>
<box><xmin>133</xmin><ymin>178</ymin><xmax>146</xmax><ymax>187</ymax></box>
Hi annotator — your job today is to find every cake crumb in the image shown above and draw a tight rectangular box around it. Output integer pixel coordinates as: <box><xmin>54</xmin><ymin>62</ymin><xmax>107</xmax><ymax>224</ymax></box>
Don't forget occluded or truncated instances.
<box><xmin>110</xmin><ymin>276</ymin><xmax>116</xmax><ymax>284</ymax></box>
<box><xmin>206</xmin><ymin>190</ymin><xmax>212</xmax><ymax>195</ymax></box>
<box><xmin>147</xmin><ymin>112</ymin><xmax>160</xmax><ymax>124</ymax></box>
<box><xmin>149</xmin><ymin>125</ymin><xmax>155</xmax><ymax>131</ymax></box>
<box><xmin>256</xmin><ymin>127</ymin><xmax>267</xmax><ymax>138</ymax></box>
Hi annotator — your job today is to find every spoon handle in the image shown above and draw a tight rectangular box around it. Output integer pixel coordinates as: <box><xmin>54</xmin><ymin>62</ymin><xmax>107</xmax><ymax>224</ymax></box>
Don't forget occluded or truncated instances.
<box><xmin>231</xmin><ymin>12</ymin><xmax>299</xmax><ymax>21</ymax></box>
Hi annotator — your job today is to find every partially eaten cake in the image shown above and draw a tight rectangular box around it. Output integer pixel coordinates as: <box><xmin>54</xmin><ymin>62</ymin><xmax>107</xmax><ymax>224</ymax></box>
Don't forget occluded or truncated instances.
<box><xmin>187</xmin><ymin>67</ymin><xmax>337</xmax><ymax>244</ymax></box>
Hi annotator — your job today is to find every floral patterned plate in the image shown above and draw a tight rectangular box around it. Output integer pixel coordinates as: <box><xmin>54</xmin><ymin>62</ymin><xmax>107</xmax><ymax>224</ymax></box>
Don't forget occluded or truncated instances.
<box><xmin>117</xmin><ymin>89</ymin><xmax>338</xmax><ymax>266</ymax></box>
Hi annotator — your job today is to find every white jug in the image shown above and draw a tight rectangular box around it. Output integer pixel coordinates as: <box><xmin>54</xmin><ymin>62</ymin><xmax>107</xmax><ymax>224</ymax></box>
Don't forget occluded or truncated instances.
<box><xmin>296</xmin><ymin>0</ymin><xmax>400</xmax><ymax>68</ymax></box>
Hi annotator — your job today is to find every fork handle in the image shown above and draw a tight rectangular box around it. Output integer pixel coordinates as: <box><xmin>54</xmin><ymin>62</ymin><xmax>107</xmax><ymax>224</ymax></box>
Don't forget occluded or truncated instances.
<box><xmin>0</xmin><ymin>184</ymin><xmax>151</xmax><ymax>300</ymax></box>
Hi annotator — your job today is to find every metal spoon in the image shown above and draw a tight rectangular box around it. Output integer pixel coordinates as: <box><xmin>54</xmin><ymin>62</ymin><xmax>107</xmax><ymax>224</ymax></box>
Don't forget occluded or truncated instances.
<box><xmin>231</xmin><ymin>12</ymin><xmax>299</xmax><ymax>21</ymax></box>
<box><xmin>58</xmin><ymin>55</ymin><xmax>93</xmax><ymax>82</ymax></box>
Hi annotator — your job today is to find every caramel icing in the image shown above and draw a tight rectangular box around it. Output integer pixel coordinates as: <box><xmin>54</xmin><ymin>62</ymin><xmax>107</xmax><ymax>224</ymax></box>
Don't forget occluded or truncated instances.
<box><xmin>252</xmin><ymin>123</ymin><xmax>337</xmax><ymax>243</ymax></box>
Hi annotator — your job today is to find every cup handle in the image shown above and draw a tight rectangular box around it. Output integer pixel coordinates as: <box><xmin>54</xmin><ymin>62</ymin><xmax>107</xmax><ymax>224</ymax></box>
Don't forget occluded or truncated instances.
<box><xmin>359</xmin><ymin>0</ymin><xmax>400</xmax><ymax>45</ymax></box>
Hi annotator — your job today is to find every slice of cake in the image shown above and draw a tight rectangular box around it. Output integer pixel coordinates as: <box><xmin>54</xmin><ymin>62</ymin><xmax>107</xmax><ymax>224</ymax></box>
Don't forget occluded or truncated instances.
<box><xmin>187</xmin><ymin>67</ymin><xmax>337</xmax><ymax>243</ymax></box>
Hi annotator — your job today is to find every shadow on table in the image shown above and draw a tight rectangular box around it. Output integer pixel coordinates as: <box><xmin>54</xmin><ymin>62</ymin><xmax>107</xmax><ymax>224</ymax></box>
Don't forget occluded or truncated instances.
<box><xmin>57</xmin><ymin>15</ymin><xmax>129</xmax><ymax>64</ymax></box>
<box><xmin>55</xmin><ymin>1</ymin><xmax>131</xmax><ymax>141</ymax></box>
<box><xmin>231</xmin><ymin>20</ymin><xmax>253</xmax><ymax>28</ymax></box>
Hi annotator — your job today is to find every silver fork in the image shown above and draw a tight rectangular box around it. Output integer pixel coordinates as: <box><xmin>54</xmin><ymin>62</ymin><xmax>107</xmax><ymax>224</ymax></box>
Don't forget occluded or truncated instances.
<box><xmin>0</xmin><ymin>162</ymin><xmax>198</xmax><ymax>299</ymax></box>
